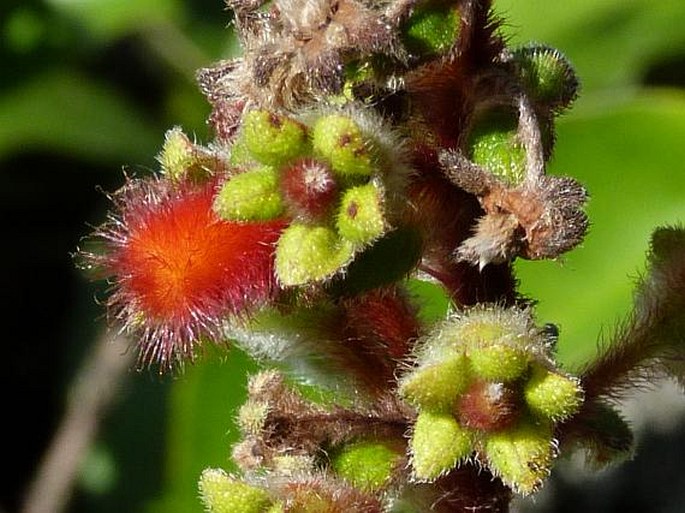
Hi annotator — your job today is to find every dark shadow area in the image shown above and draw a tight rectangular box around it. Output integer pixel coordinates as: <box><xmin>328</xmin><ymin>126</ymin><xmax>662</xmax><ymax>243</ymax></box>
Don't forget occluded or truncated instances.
<box><xmin>643</xmin><ymin>52</ymin><xmax>685</xmax><ymax>89</ymax></box>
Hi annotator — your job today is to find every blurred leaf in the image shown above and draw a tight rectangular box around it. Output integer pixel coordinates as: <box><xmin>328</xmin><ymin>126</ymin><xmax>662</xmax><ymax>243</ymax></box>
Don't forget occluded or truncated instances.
<box><xmin>406</xmin><ymin>278</ymin><xmax>451</xmax><ymax>325</ymax></box>
<box><xmin>516</xmin><ymin>90</ymin><xmax>685</xmax><ymax>368</ymax></box>
<box><xmin>147</xmin><ymin>348</ymin><xmax>260</xmax><ymax>513</ymax></box>
<box><xmin>163</xmin><ymin>77</ymin><xmax>212</xmax><ymax>137</ymax></box>
<box><xmin>4</xmin><ymin>7</ymin><xmax>47</xmax><ymax>53</ymax></box>
<box><xmin>497</xmin><ymin>0</ymin><xmax>685</xmax><ymax>94</ymax></box>
<box><xmin>46</xmin><ymin>0</ymin><xmax>183</xmax><ymax>42</ymax></box>
<box><xmin>0</xmin><ymin>71</ymin><xmax>160</xmax><ymax>165</ymax></box>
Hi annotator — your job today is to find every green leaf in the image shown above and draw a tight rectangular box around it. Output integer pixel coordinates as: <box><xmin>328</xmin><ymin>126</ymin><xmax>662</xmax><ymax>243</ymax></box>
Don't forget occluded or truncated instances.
<box><xmin>405</xmin><ymin>279</ymin><xmax>450</xmax><ymax>325</ymax></box>
<box><xmin>147</xmin><ymin>349</ymin><xmax>260</xmax><ymax>513</ymax></box>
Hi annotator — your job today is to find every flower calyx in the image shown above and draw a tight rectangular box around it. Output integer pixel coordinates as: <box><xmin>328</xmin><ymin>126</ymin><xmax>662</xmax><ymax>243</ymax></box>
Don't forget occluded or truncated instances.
<box><xmin>399</xmin><ymin>306</ymin><xmax>583</xmax><ymax>494</ymax></box>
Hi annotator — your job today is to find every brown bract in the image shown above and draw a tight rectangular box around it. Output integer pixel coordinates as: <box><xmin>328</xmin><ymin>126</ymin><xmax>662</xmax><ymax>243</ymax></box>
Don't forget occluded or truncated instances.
<box><xmin>439</xmin><ymin>149</ymin><xmax>588</xmax><ymax>269</ymax></box>
<box><xmin>234</xmin><ymin>371</ymin><xmax>409</xmax><ymax>474</ymax></box>
<box><xmin>199</xmin><ymin>0</ymin><xmax>399</xmax><ymax>139</ymax></box>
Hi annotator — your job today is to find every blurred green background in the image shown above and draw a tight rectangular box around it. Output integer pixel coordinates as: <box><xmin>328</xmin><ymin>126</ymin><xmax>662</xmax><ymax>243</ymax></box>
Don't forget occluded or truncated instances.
<box><xmin>2</xmin><ymin>1</ymin><xmax>683</xmax><ymax>512</ymax></box>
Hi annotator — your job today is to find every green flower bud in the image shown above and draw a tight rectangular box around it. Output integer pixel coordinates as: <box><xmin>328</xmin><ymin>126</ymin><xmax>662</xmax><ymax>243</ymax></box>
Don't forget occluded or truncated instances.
<box><xmin>158</xmin><ymin>127</ymin><xmax>196</xmax><ymax>181</ymax></box>
<box><xmin>401</xmin><ymin>2</ymin><xmax>461</xmax><ymax>57</ymax></box>
<box><xmin>467</xmin><ymin>108</ymin><xmax>526</xmax><ymax>186</ymax></box>
<box><xmin>213</xmin><ymin>167</ymin><xmax>284</xmax><ymax>221</ymax></box>
<box><xmin>312</xmin><ymin>114</ymin><xmax>374</xmax><ymax>178</ymax></box>
<box><xmin>484</xmin><ymin>420</ymin><xmax>553</xmax><ymax>495</ymax></box>
<box><xmin>469</xmin><ymin>342</ymin><xmax>530</xmax><ymax>382</ymax></box>
<box><xmin>331</xmin><ymin>439</ymin><xmax>402</xmax><ymax>490</ymax></box>
<box><xmin>400</xmin><ymin>353</ymin><xmax>471</xmax><ymax>411</ymax></box>
<box><xmin>236</xmin><ymin>400</ymin><xmax>269</xmax><ymax>435</ymax></box>
<box><xmin>199</xmin><ymin>469</ymin><xmax>273</xmax><ymax>513</ymax></box>
<box><xmin>336</xmin><ymin>183</ymin><xmax>386</xmax><ymax>246</ymax></box>
<box><xmin>524</xmin><ymin>364</ymin><xmax>583</xmax><ymax>421</ymax></box>
<box><xmin>229</xmin><ymin>136</ymin><xmax>253</xmax><ymax>167</ymax></box>
<box><xmin>513</xmin><ymin>44</ymin><xmax>579</xmax><ymax>111</ymax></box>
<box><xmin>242</xmin><ymin>110</ymin><xmax>308</xmax><ymax>167</ymax></box>
<box><xmin>275</xmin><ymin>224</ymin><xmax>355</xmax><ymax>285</ymax></box>
<box><xmin>410</xmin><ymin>411</ymin><xmax>471</xmax><ymax>481</ymax></box>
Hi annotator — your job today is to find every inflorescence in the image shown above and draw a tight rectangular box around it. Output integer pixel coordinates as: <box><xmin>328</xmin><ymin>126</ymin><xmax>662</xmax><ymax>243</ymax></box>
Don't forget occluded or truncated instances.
<box><xmin>79</xmin><ymin>1</ymin><xmax>685</xmax><ymax>512</ymax></box>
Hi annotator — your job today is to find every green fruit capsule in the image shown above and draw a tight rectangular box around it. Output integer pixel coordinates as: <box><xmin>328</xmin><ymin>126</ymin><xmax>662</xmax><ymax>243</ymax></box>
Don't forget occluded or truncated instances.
<box><xmin>513</xmin><ymin>44</ymin><xmax>579</xmax><ymax>111</ymax></box>
<box><xmin>275</xmin><ymin>224</ymin><xmax>355</xmax><ymax>285</ymax></box>
<box><xmin>229</xmin><ymin>136</ymin><xmax>253</xmax><ymax>167</ymax></box>
<box><xmin>312</xmin><ymin>114</ymin><xmax>374</xmax><ymax>178</ymax></box>
<box><xmin>524</xmin><ymin>364</ymin><xmax>583</xmax><ymax>421</ymax></box>
<box><xmin>469</xmin><ymin>342</ymin><xmax>530</xmax><ymax>382</ymax></box>
<box><xmin>336</xmin><ymin>183</ymin><xmax>386</xmax><ymax>246</ymax></box>
<box><xmin>485</xmin><ymin>420</ymin><xmax>553</xmax><ymax>495</ymax></box>
<box><xmin>331</xmin><ymin>439</ymin><xmax>402</xmax><ymax>491</ymax></box>
<box><xmin>242</xmin><ymin>110</ymin><xmax>308</xmax><ymax>167</ymax></box>
<box><xmin>400</xmin><ymin>353</ymin><xmax>471</xmax><ymax>412</ymax></box>
<box><xmin>410</xmin><ymin>411</ymin><xmax>471</xmax><ymax>481</ymax></box>
<box><xmin>198</xmin><ymin>469</ymin><xmax>273</xmax><ymax>513</ymax></box>
<box><xmin>467</xmin><ymin>108</ymin><xmax>526</xmax><ymax>187</ymax></box>
<box><xmin>213</xmin><ymin>167</ymin><xmax>284</xmax><ymax>221</ymax></box>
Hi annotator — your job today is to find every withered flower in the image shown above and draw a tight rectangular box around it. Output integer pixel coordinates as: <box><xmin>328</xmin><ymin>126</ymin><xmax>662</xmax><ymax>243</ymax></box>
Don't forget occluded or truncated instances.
<box><xmin>198</xmin><ymin>0</ymin><xmax>399</xmax><ymax>137</ymax></box>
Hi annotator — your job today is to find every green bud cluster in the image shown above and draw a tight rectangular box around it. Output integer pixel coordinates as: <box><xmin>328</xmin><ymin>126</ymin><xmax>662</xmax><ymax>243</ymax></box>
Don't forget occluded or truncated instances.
<box><xmin>400</xmin><ymin>306</ymin><xmax>583</xmax><ymax>493</ymax></box>
<box><xmin>213</xmin><ymin>109</ymin><xmax>396</xmax><ymax>286</ymax></box>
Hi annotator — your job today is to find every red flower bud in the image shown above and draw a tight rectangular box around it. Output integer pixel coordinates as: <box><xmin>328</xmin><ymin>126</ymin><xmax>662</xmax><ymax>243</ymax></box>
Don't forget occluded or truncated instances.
<box><xmin>280</xmin><ymin>157</ymin><xmax>339</xmax><ymax>221</ymax></box>
<box><xmin>87</xmin><ymin>177</ymin><xmax>285</xmax><ymax>369</ymax></box>
<box><xmin>457</xmin><ymin>380</ymin><xmax>520</xmax><ymax>432</ymax></box>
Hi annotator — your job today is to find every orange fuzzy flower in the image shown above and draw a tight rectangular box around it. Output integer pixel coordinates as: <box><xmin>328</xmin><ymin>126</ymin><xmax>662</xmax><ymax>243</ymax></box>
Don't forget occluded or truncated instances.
<box><xmin>89</xmin><ymin>177</ymin><xmax>285</xmax><ymax>369</ymax></box>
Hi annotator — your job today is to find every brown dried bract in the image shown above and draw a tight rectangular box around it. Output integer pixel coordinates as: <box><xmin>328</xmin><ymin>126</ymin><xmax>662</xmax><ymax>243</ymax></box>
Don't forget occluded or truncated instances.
<box><xmin>199</xmin><ymin>0</ymin><xmax>401</xmax><ymax>133</ymax></box>
<box><xmin>439</xmin><ymin>149</ymin><xmax>588</xmax><ymax>268</ymax></box>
